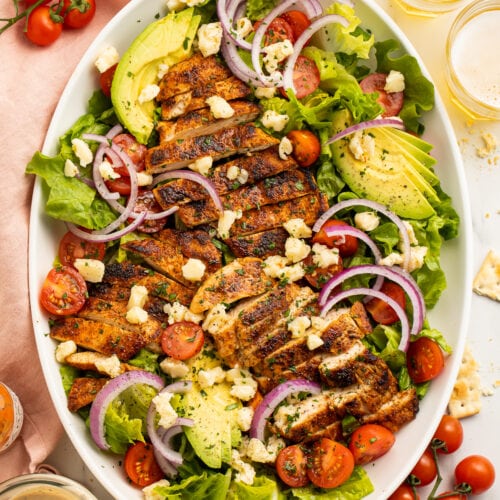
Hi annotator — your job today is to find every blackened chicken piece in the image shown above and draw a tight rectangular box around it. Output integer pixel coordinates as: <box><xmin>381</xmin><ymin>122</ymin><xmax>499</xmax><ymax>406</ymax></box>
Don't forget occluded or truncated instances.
<box><xmin>157</xmin><ymin>100</ymin><xmax>260</xmax><ymax>143</ymax></box>
<box><xmin>157</xmin><ymin>53</ymin><xmax>232</xmax><ymax>101</ymax></box>
<box><xmin>152</xmin><ymin>146</ymin><xmax>299</xmax><ymax>210</ymax></box>
<box><xmin>67</xmin><ymin>378</ymin><xmax>108</xmax><ymax>412</ymax></box>
<box><xmin>160</xmin><ymin>76</ymin><xmax>251</xmax><ymax>120</ymax></box>
<box><xmin>177</xmin><ymin>169</ymin><xmax>319</xmax><ymax>227</ymax></box>
<box><xmin>226</xmin><ymin>228</ymin><xmax>289</xmax><ymax>258</ymax></box>
<box><xmin>146</xmin><ymin>123</ymin><xmax>279</xmax><ymax>173</ymax></box>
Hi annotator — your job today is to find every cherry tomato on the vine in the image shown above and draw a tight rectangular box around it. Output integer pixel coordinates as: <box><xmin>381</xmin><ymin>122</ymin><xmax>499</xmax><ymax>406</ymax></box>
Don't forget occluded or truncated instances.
<box><xmin>286</xmin><ymin>129</ymin><xmax>321</xmax><ymax>167</ymax></box>
<box><xmin>275</xmin><ymin>445</ymin><xmax>310</xmax><ymax>488</ymax></box>
<box><xmin>25</xmin><ymin>5</ymin><xmax>63</xmax><ymax>47</ymax></box>
<box><xmin>124</xmin><ymin>441</ymin><xmax>164</xmax><ymax>487</ymax></box>
<box><xmin>348</xmin><ymin>424</ymin><xmax>396</xmax><ymax>465</ymax></box>
<box><xmin>388</xmin><ymin>484</ymin><xmax>420</xmax><ymax>500</ymax></box>
<box><xmin>410</xmin><ymin>448</ymin><xmax>437</xmax><ymax>487</ymax></box>
<box><xmin>432</xmin><ymin>414</ymin><xmax>463</xmax><ymax>454</ymax></box>
<box><xmin>62</xmin><ymin>0</ymin><xmax>96</xmax><ymax>29</ymax></box>
<box><xmin>407</xmin><ymin>336</ymin><xmax>445</xmax><ymax>384</ymax></box>
<box><xmin>454</xmin><ymin>455</ymin><xmax>495</xmax><ymax>495</ymax></box>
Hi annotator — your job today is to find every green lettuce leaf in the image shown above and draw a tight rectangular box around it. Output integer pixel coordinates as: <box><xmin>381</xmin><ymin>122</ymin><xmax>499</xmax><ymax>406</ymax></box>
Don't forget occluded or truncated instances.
<box><xmin>245</xmin><ymin>0</ymin><xmax>277</xmax><ymax>20</ymax></box>
<box><xmin>229</xmin><ymin>474</ymin><xmax>285</xmax><ymax>500</ymax></box>
<box><xmin>104</xmin><ymin>384</ymin><xmax>158</xmax><ymax>454</ymax></box>
<box><xmin>374</xmin><ymin>39</ymin><xmax>435</xmax><ymax>134</ymax></box>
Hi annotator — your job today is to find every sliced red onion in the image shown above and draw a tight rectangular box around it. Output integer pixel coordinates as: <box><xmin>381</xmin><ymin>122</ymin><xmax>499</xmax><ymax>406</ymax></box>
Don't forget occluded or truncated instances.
<box><xmin>153</xmin><ymin>446</ymin><xmax>178</xmax><ymax>477</ymax></box>
<box><xmin>219</xmin><ymin>0</ymin><xmax>253</xmax><ymax>51</ymax></box>
<box><xmin>317</xmin><ymin>264</ymin><xmax>425</xmax><ymax>336</ymax></box>
<box><xmin>105</xmin><ymin>123</ymin><xmax>123</xmax><ymax>139</ymax></box>
<box><xmin>152</xmin><ymin>170</ymin><xmax>223</xmax><ymax>214</ymax></box>
<box><xmin>82</xmin><ymin>133</ymin><xmax>110</xmax><ymax>144</ymax></box>
<box><xmin>66</xmin><ymin>211</ymin><xmax>147</xmax><ymax>243</ymax></box>
<box><xmin>321</xmin><ymin>287</ymin><xmax>411</xmax><ymax>351</ymax></box>
<box><xmin>250</xmin><ymin>379</ymin><xmax>321</xmax><ymax>441</ymax></box>
<box><xmin>282</xmin><ymin>14</ymin><xmax>349</xmax><ymax>94</ymax></box>
<box><xmin>146</xmin><ymin>382</ymin><xmax>194</xmax><ymax>466</ymax></box>
<box><xmin>92</xmin><ymin>144</ymin><xmax>121</xmax><ymax>202</ymax></box>
<box><xmin>221</xmin><ymin>33</ymin><xmax>263</xmax><ymax>88</ymax></box>
<box><xmin>89</xmin><ymin>370</ymin><xmax>164</xmax><ymax>451</ymax></box>
<box><xmin>313</xmin><ymin>199</ymin><xmax>412</xmax><ymax>271</ymax></box>
<box><xmin>326</xmin><ymin>118</ymin><xmax>405</xmax><ymax>145</ymax></box>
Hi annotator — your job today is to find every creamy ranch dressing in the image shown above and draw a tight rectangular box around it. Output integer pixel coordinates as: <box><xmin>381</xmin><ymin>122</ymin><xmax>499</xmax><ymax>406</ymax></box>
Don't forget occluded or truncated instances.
<box><xmin>450</xmin><ymin>9</ymin><xmax>500</xmax><ymax>108</ymax></box>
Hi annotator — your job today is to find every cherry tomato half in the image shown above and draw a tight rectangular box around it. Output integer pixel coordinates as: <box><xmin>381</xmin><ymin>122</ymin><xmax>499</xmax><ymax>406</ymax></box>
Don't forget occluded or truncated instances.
<box><xmin>255</xmin><ymin>16</ymin><xmax>295</xmax><ymax>45</ymax></box>
<box><xmin>306</xmin><ymin>438</ymin><xmax>355</xmax><ymax>489</ymax></box>
<box><xmin>303</xmin><ymin>253</ymin><xmax>343</xmax><ymax>290</ymax></box>
<box><xmin>275</xmin><ymin>445</ymin><xmax>310</xmax><ymax>488</ymax></box>
<box><xmin>129</xmin><ymin>191</ymin><xmax>168</xmax><ymax>233</ymax></box>
<box><xmin>388</xmin><ymin>484</ymin><xmax>421</xmax><ymax>500</ymax></box>
<box><xmin>454</xmin><ymin>455</ymin><xmax>495</xmax><ymax>495</ymax></box>
<box><xmin>284</xmin><ymin>55</ymin><xmax>320</xmax><ymax>99</ymax></box>
<box><xmin>312</xmin><ymin>220</ymin><xmax>359</xmax><ymax>257</ymax></box>
<box><xmin>25</xmin><ymin>5</ymin><xmax>63</xmax><ymax>47</ymax></box>
<box><xmin>111</xmin><ymin>133</ymin><xmax>147</xmax><ymax>174</ymax></box>
<box><xmin>365</xmin><ymin>281</ymin><xmax>407</xmax><ymax>325</ymax></box>
<box><xmin>281</xmin><ymin>10</ymin><xmax>311</xmax><ymax>42</ymax></box>
<box><xmin>432</xmin><ymin>414</ymin><xmax>463</xmax><ymax>454</ymax></box>
<box><xmin>62</xmin><ymin>0</ymin><xmax>96</xmax><ymax>29</ymax></box>
<box><xmin>40</xmin><ymin>266</ymin><xmax>87</xmax><ymax>316</ymax></box>
<box><xmin>58</xmin><ymin>231</ymin><xmax>106</xmax><ymax>267</ymax></box>
<box><xmin>100</xmin><ymin>63</ymin><xmax>117</xmax><ymax>98</ymax></box>
<box><xmin>161</xmin><ymin>321</ymin><xmax>204</xmax><ymax>360</ymax></box>
<box><xmin>407</xmin><ymin>336</ymin><xmax>445</xmax><ymax>384</ymax></box>
<box><xmin>286</xmin><ymin>129</ymin><xmax>321</xmax><ymax>167</ymax></box>
<box><xmin>348</xmin><ymin>424</ymin><xmax>395</xmax><ymax>465</ymax></box>
<box><xmin>124</xmin><ymin>441</ymin><xmax>164</xmax><ymax>487</ymax></box>
<box><xmin>410</xmin><ymin>448</ymin><xmax>437</xmax><ymax>487</ymax></box>
<box><xmin>359</xmin><ymin>73</ymin><xmax>404</xmax><ymax>117</ymax></box>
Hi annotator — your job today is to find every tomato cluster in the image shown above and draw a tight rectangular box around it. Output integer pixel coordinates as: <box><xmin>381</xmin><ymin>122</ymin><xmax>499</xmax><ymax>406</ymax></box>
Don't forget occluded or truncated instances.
<box><xmin>18</xmin><ymin>0</ymin><xmax>96</xmax><ymax>47</ymax></box>
<box><xmin>390</xmin><ymin>414</ymin><xmax>495</xmax><ymax>499</ymax></box>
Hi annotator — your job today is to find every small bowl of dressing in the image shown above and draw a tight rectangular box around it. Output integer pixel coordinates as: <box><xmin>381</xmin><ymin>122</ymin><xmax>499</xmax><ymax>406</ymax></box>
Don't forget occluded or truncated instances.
<box><xmin>446</xmin><ymin>0</ymin><xmax>500</xmax><ymax>119</ymax></box>
<box><xmin>0</xmin><ymin>473</ymin><xmax>97</xmax><ymax>500</ymax></box>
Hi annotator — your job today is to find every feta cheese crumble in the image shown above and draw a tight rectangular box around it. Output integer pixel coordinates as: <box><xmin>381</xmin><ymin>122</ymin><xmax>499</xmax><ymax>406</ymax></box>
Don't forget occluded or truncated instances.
<box><xmin>71</xmin><ymin>138</ymin><xmax>93</xmax><ymax>167</ymax></box>
<box><xmin>197</xmin><ymin>22</ymin><xmax>223</xmax><ymax>57</ymax></box>
<box><xmin>206</xmin><ymin>95</ymin><xmax>235</xmax><ymax>119</ymax></box>
<box><xmin>94</xmin><ymin>46</ymin><xmax>119</xmax><ymax>73</ymax></box>
<box><xmin>73</xmin><ymin>258</ymin><xmax>105</xmax><ymax>283</ymax></box>
<box><xmin>261</xmin><ymin>109</ymin><xmax>289</xmax><ymax>132</ymax></box>
<box><xmin>181</xmin><ymin>258</ymin><xmax>206</xmax><ymax>282</ymax></box>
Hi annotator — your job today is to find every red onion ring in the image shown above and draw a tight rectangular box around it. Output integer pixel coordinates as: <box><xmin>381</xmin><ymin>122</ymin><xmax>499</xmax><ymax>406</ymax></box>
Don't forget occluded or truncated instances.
<box><xmin>153</xmin><ymin>446</ymin><xmax>178</xmax><ymax>477</ymax></box>
<box><xmin>89</xmin><ymin>370</ymin><xmax>164</xmax><ymax>451</ymax></box>
<box><xmin>152</xmin><ymin>170</ymin><xmax>224</xmax><ymax>214</ymax></box>
<box><xmin>250</xmin><ymin>379</ymin><xmax>321</xmax><ymax>441</ymax></box>
<box><xmin>82</xmin><ymin>133</ymin><xmax>110</xmax><ymax>144</ymax></box>
<box><xmin>92</xmin><ymin>144</ymin><xmax>121</xmax><ymax>202</ymax></box>
<box><xmin>313</xmin><ymin>199</ymin><xmax>412</xmax><ymax>271</ymax></box>
<box><xmin>105</xmin><ymin>124</ymin><xmax>123</xmax><ymax>139</ymax></box>
<box><xmin>282</xmin><ymin>14</ymin><xmax>349</xmax><ymax>94</ymax></box>
<box><xmin>218</xmin><ymin>0</ymin><xmax>253</xmax><ymax>51</ymax></box>
<box><xmin>326</xmin><ymin>118</ymin><xmax>405</xmax><ymax>145</ymax></box>
<box><xmin>321</xmin><ymin>287</ymin><xmax>411</xmax><ymax>351</ymax></box>
<box><xmin>318</xmin><ymin>264</ymin><xmax>425</xmax><ymax>336</ymax></box>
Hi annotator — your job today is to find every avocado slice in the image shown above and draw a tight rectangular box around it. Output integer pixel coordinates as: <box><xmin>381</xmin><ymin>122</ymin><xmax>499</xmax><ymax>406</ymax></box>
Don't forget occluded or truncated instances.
<box><xmin>385</xmin><ymin>127</ymin><xmax>434</xmax><ymax>153</ymax></box>
<box><xmin>330</xmin><ymin>110</ymin><xmax>435</xmax><ymax>219</ymax></box>
<box><xmin>111</xmin><ymin>8</ymin><xmax>201</xmax><ymax>144</ymax></box>
<box><xmin>172</xmin><ymin>349</ymin><xmax>242</xmax><ymax>468</ymax></box>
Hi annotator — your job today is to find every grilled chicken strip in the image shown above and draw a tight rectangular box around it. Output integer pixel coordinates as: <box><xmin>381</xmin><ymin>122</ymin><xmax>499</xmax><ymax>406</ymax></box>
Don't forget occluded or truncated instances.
<box><xmin>65</xmin><ymin>351</ymin><xmax>139</xmax><ymax>376</ymax></box>
<box><xmin>146</xmin><ymin>123</ymin><xmax>279</xmax><ymax>173</ymax></box>
<box><xmin>226</xmin><ymin>228</ymin><xmax>289</xmax><ymax>258</ymax></box>
<box><xmin>78</xmin><ymin>297</ymin><xmax>163</xmax><ymax>343</ymax></box>
<box><xmin>157</xmin><ymin>100</ymin><xmax>260</xmax><ymax>143</ymax></box>
<box><xmin>157</xmin><ymin>53</ymin><xmax>232</xmax><ymax>101</ymax></box>
<box><xmin>155</xmin><ymin>228</ymin><xmax>222</xmax><ymax>273</ymax></box>
<box><xmin>190</xmin><ymin>257</ymin><xmax>274</xmax><ymax>314</ymax></box>
<box><xmin>153</xmin><ymin>146</ymin><xmax>299</xmax><ymax>210</ymax></box>
<box><xmin>95</xmin><ymin>262</ymin><xmax>194</xmax><ymax>306</ymax></box>
<box><xmin>178</xmin><ymin>169</ymin><xmax>319</xmax><ymax>227</ymax></box>
<box><xmin>50</xmin><ymin>317</ymin><xmax>148</xmax><ymax>361</ymax></box>
<box><xmin>68</xmin><ymin>378</ymin><xmax>108</xmax><ymax>412</ymax></box>
<box><xmin>220</xmin><ymin>192</ymin><xmax>329</xmax><ymax>237</ymax></box>
<box><xmin>160</xmin><ymin>76</ymin><xmax>251</xmax><ymax>120</ymax></box>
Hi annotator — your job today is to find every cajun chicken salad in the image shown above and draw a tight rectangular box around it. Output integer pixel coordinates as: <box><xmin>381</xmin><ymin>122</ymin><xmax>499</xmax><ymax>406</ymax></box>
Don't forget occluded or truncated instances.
<box><xmin>26</xmin><ymin>0</ymin><xmax>461</xmax><ymax>498</ymax></box>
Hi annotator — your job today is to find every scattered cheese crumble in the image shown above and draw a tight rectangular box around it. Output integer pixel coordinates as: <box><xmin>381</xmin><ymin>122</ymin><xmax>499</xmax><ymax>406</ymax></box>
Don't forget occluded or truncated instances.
<box><xmin>126</xmin><ymin>306</ymin><xmax>148</xmax><ymax>324</ymax></box>
<box><xmin>143</xmin><ymin>479</ymin><xmax>171</xmax><ymax>500</ymax></box>
<box><xmin>138</xmin><ymin>84</ymin><xmax>160</xmax><ymax>104</ymax></box>
<box><xmin>94</xmin><ymin>46</ymin><xmax>119</xmax><ymax>73</ymax></box>
<box><xmin>206</xmin><ymin>95</ymin><xmax>235</xmax><ymax>119</ymax></box>
<box><xmin>128</xmin><ymin>285</ymin><xmax>148</xmax><ymax>309</ymax></box>
<box><xmin>203</xmin><ymin>303</ymin><xmax>228</xmax><ymax>334</ymax></box>
<box><xmin>235</xmin><ymin>17</ymin><xmax>253</xmax><ymax>39</ymax></box>
<box><xmin>312</xmin><ymin>243</ymin><xmax>340</xmax><ymax>269</ymax></box>
<box><xmin>188</xmin><ymin>155</ymin><xmax>213</xmax><ymax>176</ymax></box>
<box><xmin>152</xmin><ymin>391</ymin><xmax>178</xmax><ymax>429</ymax></box>
<box><xmin>163</xmin><ymin>302</ymin><xmax>204</xmax><ymax>325</ymax></box>
<box><xmin>95</xmin><ymin>354</ymin><xmax>122</xmax><ymax>378</ymax></box>
<box><xmin>261</xmin><ymin>109</ymin><xmax>289</xmax><ymax>132</ymax></box>
<box><xmin>197</xmin><ymin>22</ymin><xmax>223</xmax><ymax>57</ymax></box>
<box><xmin>354</xmin><ymin>211</ymin><xmax>380</xmax><ymax>232</ymax></box>
<box><xmin>349</xmin><ymin>131</ymin><xmax>376</xmax><ymax>162</ymax></box>
<box><xmin>384</xmin><ymin>70</ymin><xmax>405</xmax><ymax>93</ymax></box>
<box><xmin>262</xmin><ymin>40</ymin><xmax>294</xmax><ymax>73</ymax></box>
<box><xmin>64</xmin><ymin>159</ymin><xmax>79</xmax><ymax>178</ymax></box>
<box><xmin>182</xmin><ymin>258</ymin><xmax>206</xmax><ymax>282</ymax></box>
<box><xmin>236</xmin><ymin>406</ymin><xmax>254</xmax><ymax>432</ymax></box>
<box><xmin>217</xmin><ymin>209</ymin><xmax>242</xmax><ymax>239</ymax></box>
<box><xmin>279</xmin><ymin>136</ymin><xmax>293</xmax><ymax>160</ymax></box>
<box><xmin>307</xmin><ymin>333</ymin><xmax>324</xmax><ymax>350</ymax></box>
<box><xmin>99</xmin><ymin>159</ymin><xmax>120</xmax><ymax>181</ymax></box>
<box><xmin>254</xmin><ymin>86</ymin><xmax>276</xmax><ymax>99</ymax></box>
<box><xmin>198</xmin><ymin>366</ymin><xmax>226</xmax><ymax>388</ymax></box>
<box><xmin>71</xmin><ymin>138</ymin><xmax>93</xmax><ymax>167</ymax></box>
<box><xmin>73</xmin><ymin>258</ymin><xmax>105</xmax><ymax>283</ymax></box>
<box><xmin>283</xmin><ymin>218</ymin><xmax>312</xmax><ymax>239</ymax></box>
<box><xmin>285</xmin><ymin>237</ymin><xmax>311</xmax><ymax>263</ymax></box>
<box><xmin>160</xmin><ymin>357</ymin><xmax>190</xmax><ymax>379</ymax></box>
<box><xmin>55</xmin><ymin>340</ymin><xmax>77</xmax><ymax>363</ymax></box>
<box><xmin>288</xmin><ymin>315</ymin><xmax>311</xmax><ymax>338</ymax></box>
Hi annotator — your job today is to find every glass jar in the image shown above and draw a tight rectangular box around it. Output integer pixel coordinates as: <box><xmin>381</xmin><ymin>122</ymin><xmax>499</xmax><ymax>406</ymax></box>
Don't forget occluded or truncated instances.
<box><xmin>0</xmin><ymin>382</ymin><xmax>24</xmax><ymax>453</ymax></box>
<box><xmin>445</xmin><ymin>0</ymin><xmax>500</xmax><ymax>119</ymax></box>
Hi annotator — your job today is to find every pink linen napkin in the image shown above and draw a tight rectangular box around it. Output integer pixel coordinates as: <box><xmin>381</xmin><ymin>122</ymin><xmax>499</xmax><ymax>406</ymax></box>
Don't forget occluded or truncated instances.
<box><xmin>0</xmin><ymin>0</ymin><xmax>128</xmax><ymax>482</ymax></box>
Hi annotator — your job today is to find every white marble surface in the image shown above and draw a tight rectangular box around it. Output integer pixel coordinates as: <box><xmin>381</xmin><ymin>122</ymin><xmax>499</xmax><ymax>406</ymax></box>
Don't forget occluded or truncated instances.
<box><xmin>46</xmin><ymin>1</ymin><xmax>500</xmax><ymax>498</ymax></box>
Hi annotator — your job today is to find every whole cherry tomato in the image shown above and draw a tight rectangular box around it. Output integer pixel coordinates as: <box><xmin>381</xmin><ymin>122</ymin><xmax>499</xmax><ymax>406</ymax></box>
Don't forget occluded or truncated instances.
<box><xmin>410</xmin><ymin>448</ymin><xmax>437</xmax><ymax>487</ymax></box>
<box><xmin>454</xmin><ymin>455</ymin><xmax>495</xmax><ymax>495</ymax></box>
<box><xmin>25</xmin><ymin>5</ymin><xmax>63</xmax><ymax>46</ymax></box>
<box><xmin>432</xmin><ymin>414</ymin><xmax>463</xmax><ymax>454</ymax></box>
<box><xmin>62</xmin><ymin>0</ymin><xmax>96</xmax><ymax>29</ymax></box>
